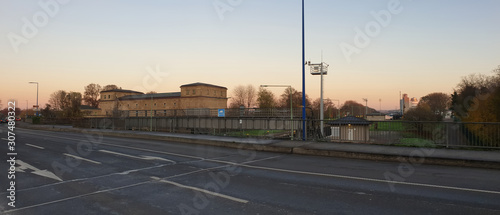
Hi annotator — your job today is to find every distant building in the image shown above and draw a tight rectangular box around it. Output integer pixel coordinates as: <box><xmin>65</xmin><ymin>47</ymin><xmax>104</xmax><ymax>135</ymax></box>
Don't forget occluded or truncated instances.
<box><xmin>86</xmin><ymin>82</ymin><xmax>228</xmax><ymax>117</ymax></box>
<box><xmin>400</xmin><ymin>94</ymin><xmax>410</xmax><ymax>114</ymax></box>
<box><xmin>366</xmin><ymin>113</ymin><xmax>392</xmax><ymax>121</ymax></box>
<box><xmin>410</xmin><ymin>97</ymin><xmax>419</xmax><ymax>109</ymax></box>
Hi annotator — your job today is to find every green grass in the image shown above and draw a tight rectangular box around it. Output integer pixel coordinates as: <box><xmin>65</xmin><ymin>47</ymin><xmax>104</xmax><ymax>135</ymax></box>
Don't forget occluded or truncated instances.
<box><xmin>396</xmin><ymin>138</ymin><xmax>436</xmax><ymax>147</ymax></box>
<box><xmin>225</xmin><ymin>130</ymin><xmax>288</xmax><ymax>137</ymax></box>
<box><xmin>370</xmin><ymin>121</ymin><xmax>405</xmax><ymax>131</ymax></box>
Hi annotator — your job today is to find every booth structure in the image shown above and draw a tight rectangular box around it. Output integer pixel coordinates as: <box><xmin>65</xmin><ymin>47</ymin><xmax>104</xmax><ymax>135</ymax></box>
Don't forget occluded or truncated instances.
<box><xmin>327</xmin><ymin>116</ymin><xmax>371</xmax><ymax>142</ymax></box>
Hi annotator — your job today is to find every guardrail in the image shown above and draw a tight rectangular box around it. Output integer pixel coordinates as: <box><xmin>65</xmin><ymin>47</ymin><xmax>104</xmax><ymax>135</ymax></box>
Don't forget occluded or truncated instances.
<box><xmin>72</xmin><ymin>117</ymin><xmax>500</xmax><ymax>149</ymax></box>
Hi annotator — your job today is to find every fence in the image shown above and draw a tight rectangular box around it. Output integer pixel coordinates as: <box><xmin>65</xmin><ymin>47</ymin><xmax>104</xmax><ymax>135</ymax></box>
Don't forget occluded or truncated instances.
<box><xmin>72</xmin><ymin>116</ymin><xmax>500</xmax><ymax>149</ymax></box>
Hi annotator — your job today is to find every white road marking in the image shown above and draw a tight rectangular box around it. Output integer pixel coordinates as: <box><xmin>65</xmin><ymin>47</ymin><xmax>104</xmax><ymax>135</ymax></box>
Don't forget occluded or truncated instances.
<box><xmin>151</xmin><ymin>176</ymin><xmax>248</xmax><ymax>204</ymax></box>
<box><xmin>63</xmin><ymin>153</ymin><xmax>101</xmax><ymax>165</ymax></box>
<box><xmin>17</xmin><ymin>129</ymin><xmax>500</xmax><ymax>195</ymax></box>
<box><xmin>98</xmin><ymin>149</ymin><xmax>175</xmax><ymax>163</ymax></box>
<box><xmin>1</xmin><ymin>138</ymin><xmax>8</xmax><ymax>141</ymax></box>
<box><xmin>16</xmin><ymin>160</ymin><xmax>63</xmax><ymax>182</ymax></box>
<box><xmin>26</xmin><ymin>143</ymin><xmax>45</xmax><ymax>149</ymax></box>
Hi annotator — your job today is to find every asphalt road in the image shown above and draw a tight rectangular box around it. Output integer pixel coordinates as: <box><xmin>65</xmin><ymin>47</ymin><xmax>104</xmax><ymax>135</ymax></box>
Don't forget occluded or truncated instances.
<box><xmin>1</xmin><ymin>126</ymin><xmax>500</xmax><ymax>214</ymax></box>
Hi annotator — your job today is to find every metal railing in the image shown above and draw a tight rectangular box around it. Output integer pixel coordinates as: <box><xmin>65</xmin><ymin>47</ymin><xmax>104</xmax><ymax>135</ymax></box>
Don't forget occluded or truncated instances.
<box><xmin>71</xmin><ymin>116</ymin><xmax>500</xmax><ymax>149</ymax></box>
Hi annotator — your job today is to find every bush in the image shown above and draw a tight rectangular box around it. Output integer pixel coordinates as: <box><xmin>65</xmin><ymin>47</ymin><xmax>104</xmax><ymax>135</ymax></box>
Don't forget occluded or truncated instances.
<box><xmin>32</xmin><ymin>116</ymin><xmax>41</xmax><ymax>124</ymax></box>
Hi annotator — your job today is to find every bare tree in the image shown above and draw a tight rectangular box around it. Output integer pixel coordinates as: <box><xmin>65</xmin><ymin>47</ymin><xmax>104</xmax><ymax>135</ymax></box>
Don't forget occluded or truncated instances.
<box><xmin>49</xmin><ymin>90</ymin><xmax>68</xmax><ymax>110</ymax></box>
<box><xmin>230</xmin><ymin>85</ymin><xmax>246</xmax><ymax>108</ymax></box>
<box><xmin>102</xmin><ymin>84</ymin><xmax>119</xmax><ymax>91</ymax></box>
<box><xmin>246</xmin><ymin>85</ymin><xmax>256</xmax><ymax>108</ymax></box>
<box><xmin>83</xmin><ymin>83</ymin><xmax>101</xmax><ymax>108</ymax></box>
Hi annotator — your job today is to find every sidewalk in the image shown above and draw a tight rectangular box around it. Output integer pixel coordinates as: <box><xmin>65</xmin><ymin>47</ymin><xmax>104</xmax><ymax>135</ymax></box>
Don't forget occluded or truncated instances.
<box><xmin>16</xmin><ymin>123</ymin><xmax>500</xmax><ymax>169</ymax></box>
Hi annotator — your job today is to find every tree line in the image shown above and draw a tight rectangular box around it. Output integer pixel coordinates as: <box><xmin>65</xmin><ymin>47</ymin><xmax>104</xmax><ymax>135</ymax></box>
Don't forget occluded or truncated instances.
<box><xmin>404</xmin><ymin>65</ymin><xmax>500</xmax><ymax>122</ymax></box>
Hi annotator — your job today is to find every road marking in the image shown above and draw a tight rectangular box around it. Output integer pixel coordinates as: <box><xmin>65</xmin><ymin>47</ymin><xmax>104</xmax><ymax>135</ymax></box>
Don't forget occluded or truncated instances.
<box><xmin>227</xmin><ymin>162</ymin><xmax>500</xmax><ymax>195</ymax></box>
<box><xmin>151</xmin><ymin>176</ymin><xmax>248</xmax><ymax>204</ymax></box>
<box><xmin>26</xmin><ymin>143</ymin><xmax>45</xmax><ymax>149</ymax></box>
<box><xmin>1</xmin><ymin>138</ymin><xmax>8</xmax><ymax>141</ymax></box>
<box><xmin>98</xmin><ymin>149</ymin><xmax>175</xmax><ymax>163</ymax></box>
<box><xmin>63</xmin><ymin>153</ymin><xmax>101</xmax><ymax>165</ymax></box>
<box><xmin>16</xmin><ymin>128</ymin><xmax>500</xmax><ymax>195</ymax></box>
<box><xmin>16</xmin><ymin>160</ymin><xmax>63</xmax><ymax>182</ymax></box>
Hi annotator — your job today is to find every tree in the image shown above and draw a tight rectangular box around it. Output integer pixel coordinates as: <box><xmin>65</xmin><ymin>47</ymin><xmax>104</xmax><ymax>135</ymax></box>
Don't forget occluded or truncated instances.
<box><xmin>246</xmin><ymin>85</ymin><xmax>256</xmax><ymax>108</ymax></box>
<box><xmin>40</xmin><ymin>104</ymin><xmax>56</xmax><ymax>119</ymax></box>
<box><xmin>229</xmin><ymin>85</ymin><xmax>256</xmax><ymax>108</ymax></box>
<box><xmin>257</xmin><ymin>88</ymin><xmax>276</xmax><ymax>108</ymax></box>
<box><xmin>403</xmin><ymin>103</ymin><xmax>441</xmax><ymax>121</ymax></box>
<box><xmin>49</xmin><ymin>90</ymin><xmax>68</xmax><ymax>110</ymax></box>
<box><xmin>278</xmin><ymin>87</ymin><xmax>311</xmax><ymax>108</ymax></box>
<box><xmin>64</xmin><ymin>92</ymin><xmax>82</xmax><ymax>118</ymax></box>
<box><xmin>146</xmin><ymin>91</ymin><xmax>157</xmax><ymax>94</ymax></box>
<box><xmin>340</xmin><ymin>100</ymin><xmax>365</xmax><ymax>117</ymax></box>
<box><xmin>83</xmin><ymin>83</ymin><xmax>101</xmax><ymax>108</ymax></box>
<box><xmin>102</xmin><ymin>84</ymin><xmax>119</xmax><ymax>91</ymax></box>
<box><xmin>312</xmin><ymin>98</ymin><xmax>338</xmax><ymax>119</ymax></box>
<box><xmin>230</xmin><ymin>85</ymin><xmax>246</xmax><ymax>108</ymax></box>
<box><xmin>419</xmin><ymin>92</ymin><xmax>450</xmax><ymax>115</ymax></box>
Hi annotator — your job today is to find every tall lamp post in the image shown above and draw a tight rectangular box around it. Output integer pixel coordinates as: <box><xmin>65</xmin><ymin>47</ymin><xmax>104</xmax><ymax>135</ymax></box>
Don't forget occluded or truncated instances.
<box><xmin>308</xmin><ymin>61</ymin><xmax>328</xmax><ymax>137</ymax></box>
<box><xmin>29</xmin><ymin>82</ymin><xmax>39</xmax><ymax>116</ymax></box>
<box><xmin>260</xmin><ymin>85</ymin><xmax>293</xmax><ymax>140</ymax></box>
<box><xmin>301</xmin><ymin>0</ymin><xmax>306</xmax><ymax>141</ymax></box>
<box><xmin>363</xmin><ymin>98</ymin><xmax>368</xmax><ymax>118</ymax></box>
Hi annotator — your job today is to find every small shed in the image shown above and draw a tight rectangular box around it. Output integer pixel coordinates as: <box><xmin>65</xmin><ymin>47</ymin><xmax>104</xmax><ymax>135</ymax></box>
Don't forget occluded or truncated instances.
<box><xmin>327</xmin><ymin>116</ymin><xmax>371</xmax><ymax>142</ymax></box>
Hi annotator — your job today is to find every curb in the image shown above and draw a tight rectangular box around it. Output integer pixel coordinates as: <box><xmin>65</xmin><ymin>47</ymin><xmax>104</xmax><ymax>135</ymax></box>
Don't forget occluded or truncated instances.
<box><xmin>18</xmin><ymin>125</ymin><xmax>500</xmax><ymax>170</ymax></box>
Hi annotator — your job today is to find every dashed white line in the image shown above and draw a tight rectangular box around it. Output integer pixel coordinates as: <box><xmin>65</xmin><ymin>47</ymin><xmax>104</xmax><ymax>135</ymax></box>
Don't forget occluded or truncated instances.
<box><xmin>98</xmin><ymin>149</ymin><xmax>175</xmax><ymax>163</ymax></box>
<box><xmin>151</xmin><ymin>176</ymin><xmax>249</xmax><ymax>204</ymax></box>
<box><xmin>26</xmin><ymin>143</ymin><xmax>45</xmax><ymax>149</ymax></box>
<box><xmin>63</xmin><ymin>153</ymin><xmax>101</xmax><ymax>165</ymax></box>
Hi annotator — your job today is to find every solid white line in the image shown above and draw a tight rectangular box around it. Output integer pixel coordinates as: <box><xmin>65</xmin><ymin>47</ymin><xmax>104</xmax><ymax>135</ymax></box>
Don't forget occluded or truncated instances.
<box><xmin>63</xmin><ymin>153</ymin><xmax>101</xmax><ymax>165</ymax></box>
<box><xmin>151</xmin><ymin>176</ymin><xmax>248</xmax><ymax>204</ymax></box>
<box><xmin>232</xmin><ymin>163</ymin><xmax>500</xmax><ymax>195</ymax></box>
<box><xmin>99</xmin><ymin>149</ymin><xmax>142</xmax><ymax>159</ymax></box>
<box><xmin>26</xmin><ymin>143</ymin><xmax>45</xmax><ymax>149</ymax></box>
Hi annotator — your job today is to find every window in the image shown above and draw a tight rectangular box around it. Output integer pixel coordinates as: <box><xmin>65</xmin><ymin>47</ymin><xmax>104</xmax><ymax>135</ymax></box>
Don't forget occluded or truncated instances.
<box><xmin>164</xmin><ymin>103</ymin><xmax>166</xmax><ymax>106</ymax></box>
<box><xmin>135</xmin><ymin>111</ymin><xmax>138</xmax><ymax>117</ymax></box>
<box><xmin>136</xmin><ymin>104</ymin><xmax>138</xmax><ymax>108</ymax></box>
<box><xmin>154</xmin><ymin>103</ymin><xmax>156</xmax><ymax>106</ymax></box>
<box><xmin>127</xmin><ymin>104</ymin><xmax>130</xmax><ymax>107</ymax></box>
<box><xmin>187</xmin><ymin>90</ymin><xmax>189</xmax><ymax>95</ymax></box>
<box><xmin>214</xmin><ymin>91</ymin><xmax>216</xmax><ymax>96</ymax></box>
<box><xmin>108</xmin><ymin>95</ymin><xmax>111</xmax><ymax>99</ymax></box>
<box><xmin>193</xmin><ymin>90</ymin><xmax>196</xmax><ymax>95</ymax></box>
<box><xmin>145</xmin><ymin>103</ymin><xmax>147</xmax><ymax>106</ymax></box>
<box><xmin>207</xmin><ymin>90</ymin><xmax>209</xmax><ymax>95</ymax></box>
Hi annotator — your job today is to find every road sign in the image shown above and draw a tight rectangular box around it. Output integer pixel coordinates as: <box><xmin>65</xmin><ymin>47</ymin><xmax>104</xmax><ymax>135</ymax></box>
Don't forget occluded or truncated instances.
<box><xmin>218</xmin><ymin>109</ymin><xmax>225</xmax><ymax>117</ymax></box>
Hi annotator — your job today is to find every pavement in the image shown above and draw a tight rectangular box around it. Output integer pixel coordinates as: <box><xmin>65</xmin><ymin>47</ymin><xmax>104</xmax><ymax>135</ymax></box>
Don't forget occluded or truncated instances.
<box><xmin>16</xmin><ymin>122</ymin><xmax>500</xmax><ymax>169</ymax></box>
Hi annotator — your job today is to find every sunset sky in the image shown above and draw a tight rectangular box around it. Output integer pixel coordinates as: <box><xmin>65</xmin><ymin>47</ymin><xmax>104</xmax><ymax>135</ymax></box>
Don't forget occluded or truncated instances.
<box><xmin>1</xmin><ymin>0</ymin><xmax>499</xmax><ymax>110</ymax></box>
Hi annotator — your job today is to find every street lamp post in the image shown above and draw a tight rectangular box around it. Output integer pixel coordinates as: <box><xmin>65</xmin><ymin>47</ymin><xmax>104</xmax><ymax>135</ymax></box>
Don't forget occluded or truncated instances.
<box><xmin>29</xmin><ymin>82</ymin><xmax>39</xmax><ymax>116</ymax></box>
<box><xmin>261</xmin><ymin>85</ymin><xmax>293</xmax><ymax>140</ymax></box>
<box><xmin>308</xmin><ymin>61</ymin><xmax>329</xmax><ymax>137</ymax></box>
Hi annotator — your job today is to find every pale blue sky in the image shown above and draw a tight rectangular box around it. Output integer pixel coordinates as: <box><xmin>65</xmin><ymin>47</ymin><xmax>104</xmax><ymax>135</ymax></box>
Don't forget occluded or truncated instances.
<box><xmin>1</xmin><ymin>0</ymin><xmax>499</xmax><ymax>110</ymax></box>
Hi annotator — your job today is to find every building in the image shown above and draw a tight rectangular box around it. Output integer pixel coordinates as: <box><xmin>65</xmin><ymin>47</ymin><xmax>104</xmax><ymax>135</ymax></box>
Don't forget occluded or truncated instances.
<box><xmin>327</xmin><ymin>116</ymin><xmax>371</xmax><ymax>142</ymax></box>
<box><xmin>88</xmin><ymin>82</ymin><xmax>228</xmax><ymax>117</ymax></box>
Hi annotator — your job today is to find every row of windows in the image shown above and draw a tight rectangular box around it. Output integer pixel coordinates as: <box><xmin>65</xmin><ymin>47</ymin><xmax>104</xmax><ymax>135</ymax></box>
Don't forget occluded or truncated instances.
<box><xmin>185</xmin><ymin>89</ymin><xmax>225</xmax><ymax>97</ymax></box>
<box><xmin>119</xmin><ymin>103</ymin><xmax>177</xmax><ymax>108</ymax></box>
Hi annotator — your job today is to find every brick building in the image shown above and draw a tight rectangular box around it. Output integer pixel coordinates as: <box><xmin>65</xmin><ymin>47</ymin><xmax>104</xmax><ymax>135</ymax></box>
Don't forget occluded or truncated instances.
<box><xmin>88</xmin><ymin>82</ymin><xmax>227</xmax><ymax>117</ymax></box>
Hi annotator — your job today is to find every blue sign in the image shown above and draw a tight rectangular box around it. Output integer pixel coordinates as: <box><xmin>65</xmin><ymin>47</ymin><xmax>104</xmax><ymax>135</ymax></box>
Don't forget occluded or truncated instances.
<box><xmin>218</xmin><ymin>109</ymin><xmax>225</xmax><ymax>117</ymax></box>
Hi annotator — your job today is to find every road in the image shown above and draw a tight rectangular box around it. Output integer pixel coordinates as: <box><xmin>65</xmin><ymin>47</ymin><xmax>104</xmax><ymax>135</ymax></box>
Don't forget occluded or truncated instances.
<box><xmin>1</xmin><ymin>126</ymin><xmax>500</xmax><ymax>214</ymax></box>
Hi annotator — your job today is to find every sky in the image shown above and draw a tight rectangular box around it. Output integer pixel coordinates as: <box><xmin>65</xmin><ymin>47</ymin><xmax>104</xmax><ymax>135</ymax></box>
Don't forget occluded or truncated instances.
<box><xmin>1</xmin><ymin>0</ymin><xmax>499</xmax><ymax>111</ymax></box>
